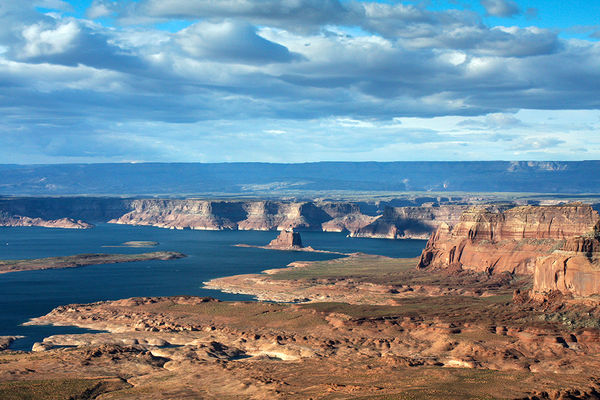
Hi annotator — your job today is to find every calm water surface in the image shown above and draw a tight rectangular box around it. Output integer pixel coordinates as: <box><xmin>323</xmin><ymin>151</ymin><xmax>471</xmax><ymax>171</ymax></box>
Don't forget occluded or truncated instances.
<box><xmin>0</xmin><ymin>224</ymin><xmax>425</xmax><ymax>350</ymax></box>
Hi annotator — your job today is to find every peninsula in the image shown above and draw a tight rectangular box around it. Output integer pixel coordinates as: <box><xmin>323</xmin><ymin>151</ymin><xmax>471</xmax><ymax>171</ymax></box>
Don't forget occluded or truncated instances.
<box><xmin>0</xmin><ymin>252</ymin><xmax>186</xmax><ymax>274</ymax></box>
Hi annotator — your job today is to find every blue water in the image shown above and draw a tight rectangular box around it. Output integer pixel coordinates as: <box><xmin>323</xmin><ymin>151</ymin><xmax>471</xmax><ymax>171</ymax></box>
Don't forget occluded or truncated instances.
<box><xmin>0</xmin><ymin>224</ymin><xmax>426</xmax><ymax>350</ymax></box>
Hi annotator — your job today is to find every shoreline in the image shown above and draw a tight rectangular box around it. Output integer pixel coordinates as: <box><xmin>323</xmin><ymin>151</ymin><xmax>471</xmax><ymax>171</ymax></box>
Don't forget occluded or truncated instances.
<box><xmin>233</xmin><ymin>243</ymin><xmax>348</xmax><ymax>256</ymax></box>
<box><xmin>0</xmin><ymin>251</ymin><xmax>186</xmax><ymax>274</ymax></box>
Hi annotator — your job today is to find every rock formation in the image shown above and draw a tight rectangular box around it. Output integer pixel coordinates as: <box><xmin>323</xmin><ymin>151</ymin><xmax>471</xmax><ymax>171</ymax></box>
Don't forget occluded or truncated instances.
<box><xmin>533</xmin><ymin>235</ymin><xmax>600</xmax><ymax>298</ymax></box>
<box><xmin>266</xmin><ymin>230</ymin><xmax>304</xmax><ymax>250</ymax></box>
<box><xmin>418</xmin><ymin>203</ymin><xmax>600</xmax><ymax>299</ymax></box>
<box><xmin>108</xmin><ymin>199</ymin><xmax>479</xmax><ymax>239</ymax></box>
<box><xmin>0</xmin><ymin>211</ymin><xmax>93</xmax><ymax>229</ymax></box>
<box><xmin>351</xmin><ymin>205</ymin><xmax>470</xmax><ymax>239</ymax></box>
<box><xmin>5</xmin><ymin>196</ymin><xmax>590</xmax><ymax>243</ymax></box>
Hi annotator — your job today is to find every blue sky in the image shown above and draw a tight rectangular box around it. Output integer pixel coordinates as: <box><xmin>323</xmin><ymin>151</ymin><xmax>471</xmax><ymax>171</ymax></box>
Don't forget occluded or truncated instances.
<box><xmin>1</xmin><ymin>0</ymin><xmax>599</xmax><ymax>163</ymax></box>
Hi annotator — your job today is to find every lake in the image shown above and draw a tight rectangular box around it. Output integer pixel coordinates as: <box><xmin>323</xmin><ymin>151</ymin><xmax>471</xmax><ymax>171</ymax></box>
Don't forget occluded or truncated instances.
<box><xmin>0</xmin><ymin>224</ymin><xmax>426</xmax><ymax>350</ymax></box>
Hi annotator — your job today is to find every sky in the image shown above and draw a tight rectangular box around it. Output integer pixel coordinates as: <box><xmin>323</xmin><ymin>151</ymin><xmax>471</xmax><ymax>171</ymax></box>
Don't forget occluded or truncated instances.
<box><xmin>1</xmin><ymin>0</ymin><xmax>599</xmax><ymax>163</ymax></box>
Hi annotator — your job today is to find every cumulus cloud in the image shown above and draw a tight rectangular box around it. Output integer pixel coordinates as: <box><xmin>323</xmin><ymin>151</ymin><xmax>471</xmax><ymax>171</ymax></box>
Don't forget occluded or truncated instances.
<box><xmin>13</xmin><ymin>18</ymin><xmax>144</xmax><ymax>71</ymax></box>
<box><xmin>0</xmin><ymin>1</ymin><xmax>598</xmax><ymax>162</ymax></box>
<box><xmin>20</xmin><ymin>20</ymin><xmax>80</xmax><ymax>58</ymax></box>
<box><xmin>176</xmin><ymin>20</ymin><xmax>302</xmax><ymax>64</ymax></box>
<box><xmin>135</xmin><ymin>0</ymin><xmax>346</xmax><ymax>30</ymax></box>
<box><xmin>480</xmin><ymin>0</ymin><xmax>520</xmax><ymax>18</ymax></box>
<box><xmin>86</xmin><ymin>0</ymin><xmax>117</xmax><ymax>19</ymax></box>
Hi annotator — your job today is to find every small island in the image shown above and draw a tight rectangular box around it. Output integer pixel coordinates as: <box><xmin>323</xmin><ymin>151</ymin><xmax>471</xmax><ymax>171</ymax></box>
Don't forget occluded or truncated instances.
<box><xmin>0</xmin><ymin>252</ymin><xmax>186</xmax><ymax>274</ymax></box>
<box><xmin>103</xmin><ymin>241</ymin><xmax>159</xmax><ymax>248</ymax></box>
<box><xmin>122</xmin><ymin>241</ymin><xmax>158</xmax><ymax>247</ymax></box>
<box><xmin>235</xmin><ymin>230</ymin><xmax>345</xmax><ymax>255</ymax></box>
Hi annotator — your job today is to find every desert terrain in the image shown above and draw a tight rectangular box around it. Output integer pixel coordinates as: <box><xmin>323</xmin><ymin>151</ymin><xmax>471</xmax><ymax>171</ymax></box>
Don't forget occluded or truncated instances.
<box><xmin>1</xmin><ymin>202</ymin><xmax>600</xmax><ymax>398</ymax></box>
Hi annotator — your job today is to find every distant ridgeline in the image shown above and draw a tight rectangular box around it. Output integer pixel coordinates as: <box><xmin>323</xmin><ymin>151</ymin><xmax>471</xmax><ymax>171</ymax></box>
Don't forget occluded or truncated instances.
<box><xmin>0</xmin><ymin>161</ymin><xmax>599</xmax><ymax>195</ymax></box>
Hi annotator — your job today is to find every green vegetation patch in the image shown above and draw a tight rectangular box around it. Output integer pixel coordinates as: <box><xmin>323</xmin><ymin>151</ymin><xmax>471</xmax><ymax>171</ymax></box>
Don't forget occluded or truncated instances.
<box><xmin>270</xmin><ymin>254</ymin><xmax>522</xmax><ymax>296</ymax></box>
<box><xmin>0</xmin><ymin>252</ymin><xmax>185</xmax><ymax>273</ymax></box>
<box><xmin>270</xmin><ymin>255</ymin><xmax>418</xmax><ymax>283</ymax></box>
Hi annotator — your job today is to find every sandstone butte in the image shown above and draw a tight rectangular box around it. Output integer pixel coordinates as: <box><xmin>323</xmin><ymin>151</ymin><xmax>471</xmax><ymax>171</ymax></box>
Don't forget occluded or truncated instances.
<box><xmin>418</xmin><ymin>203</ymin><xmax>600</xmax><ymax>299</ymax></box>
<box><xmin>266</xmin><ymin>230</ymin><xmax>304</xmax><ymax>250</ymax></box>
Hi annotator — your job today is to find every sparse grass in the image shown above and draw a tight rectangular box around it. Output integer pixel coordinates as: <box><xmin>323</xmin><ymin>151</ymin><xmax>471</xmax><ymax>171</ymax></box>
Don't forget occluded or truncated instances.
<box><xmin>317</xmin><ymin>366</ymin><xmax>534</xmax><ymax>400</ymax></box>
<box><xmin>0</xmin><ymin>378</ymin><xmax>130</xmax><ymax>400</ymax></box>
<box><xmin>300</xmin><ymin>295</ymin><xmax>508</xmax><ymax>322</ymax></box>
<box><xmin>269</xmin><ymin>254</ymin><xmax>522</xmax><ymax>296</ymax></box>
<box><xmin>271</xmin><ymin>255</ymin><xmax>417</xmax><ymax>282</ymax></box>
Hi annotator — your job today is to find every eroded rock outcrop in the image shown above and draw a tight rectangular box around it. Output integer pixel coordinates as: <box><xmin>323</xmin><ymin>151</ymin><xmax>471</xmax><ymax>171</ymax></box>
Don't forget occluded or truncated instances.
<box><xmin>0</xmin><ymin>212</ymin><xmax>93</xmax><ymax>229</ymax></box>
<box><xmin>109</xmin><ymin>199</ymin><xmax>474</xmax><ymax>239</ymax></box>
<box><xmin>351</xmin><ymin>205</ymin><xmax>469</xmax><ymax>239</ymax></box>
<box><xmin>418</xmin><ymin>204</ymin><xmax>600</xmax><ymax>299</ymax></box>
<box><xmin>267</xmin><ymin>230</ymin><xmax>304</xmax><ymax>250</ymax></box>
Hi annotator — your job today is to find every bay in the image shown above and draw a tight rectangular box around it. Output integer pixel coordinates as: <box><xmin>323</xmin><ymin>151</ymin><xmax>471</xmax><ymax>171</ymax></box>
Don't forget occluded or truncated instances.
<box><xmin>0</xmin><ymin>224</ymin><xmax>426</xmax><ymax>350</ymax></box>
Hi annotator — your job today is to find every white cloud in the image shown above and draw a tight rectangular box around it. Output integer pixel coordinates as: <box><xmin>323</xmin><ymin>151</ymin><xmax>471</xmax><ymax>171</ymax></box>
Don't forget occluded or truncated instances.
<box><xmin>480</xmin><ymin>0</ymin><xmax>520</xmax><ymax>18</ymax></box>
<box><xmin>176</xmin><ymin>20</ymin><xmax>301</xmax><ymax>64</ymax></box>
<box><xmin>86</xmin><ymin>0</ymin><xmax>116</xmax><ymax>19</ymax></box>
<box><xmin>0</xmin><ymin>1</ymin><xmax>597</xmax><ymax>162</ymax></box>
<box><xmin>21</xmin><ymin>20</ymin><xmax>80</xmax><ymax>58</ymax></box>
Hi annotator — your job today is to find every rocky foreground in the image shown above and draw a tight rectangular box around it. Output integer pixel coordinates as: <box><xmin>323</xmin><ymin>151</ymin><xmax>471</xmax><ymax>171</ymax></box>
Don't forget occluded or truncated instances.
<box><xmin>6</xmin><ymin>286</ymin><xmax>600</xmax><ymax>399</ymax></box>
<box><xmin>2</xmin><ymin>251</ymin><xmax>600</xmax><ymax>399</ymax></box>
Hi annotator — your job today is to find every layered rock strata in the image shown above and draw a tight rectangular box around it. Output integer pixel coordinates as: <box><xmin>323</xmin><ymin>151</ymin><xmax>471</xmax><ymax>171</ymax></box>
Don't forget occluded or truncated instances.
<box><xmin>418</xmin><ymin>204</ymin><xmax>600</xmax><ymax>298</ymax></box>
<box><xmin>109</xmin><ymin>199</ymin><xmax>469</xmax><ymax>239</ymax></box>
<box><xmin>351</xmin><ymin>205</ymin><xmax>470</xmax><ymax>239</ymax></box>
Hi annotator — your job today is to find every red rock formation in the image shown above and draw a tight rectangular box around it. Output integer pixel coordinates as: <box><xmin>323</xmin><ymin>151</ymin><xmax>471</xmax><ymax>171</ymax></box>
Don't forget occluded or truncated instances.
<box><xmin>267</xmin><ymin>230</ymin><xmax>304</xmax><ymax>249</ymax></box>
<box><xmin>418</xmin><ymin>204</ymin><xmax>600</xmax><ymax>299</ymax></box>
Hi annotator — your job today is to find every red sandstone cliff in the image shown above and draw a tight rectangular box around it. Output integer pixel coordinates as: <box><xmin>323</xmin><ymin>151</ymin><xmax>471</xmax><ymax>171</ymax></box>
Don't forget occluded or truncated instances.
<box><xmin>418</xmin><ymin>204</ymin><xmax>600</xmax><ymax>298</ymax></box>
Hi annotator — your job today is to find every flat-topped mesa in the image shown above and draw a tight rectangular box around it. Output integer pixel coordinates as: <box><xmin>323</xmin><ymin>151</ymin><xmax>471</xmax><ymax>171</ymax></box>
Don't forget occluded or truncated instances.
<box><xmin>267</xmin><ymin>230</ymin><xmax>304</xmax><ymax>250</ymax></box>
<box><xmin>418</xmin><ymin>203</ymin><xmax>600</xmax><ymax>274</ymax></box>
<box><xmin>418</xmin><ymin>203</ymin><xmax>600</xmax><ymax>299</ymax></box>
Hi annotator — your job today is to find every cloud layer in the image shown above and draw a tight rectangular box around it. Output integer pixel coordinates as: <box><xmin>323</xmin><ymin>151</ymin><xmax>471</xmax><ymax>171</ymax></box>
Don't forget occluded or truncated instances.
<box><xmin>0</xmin><ymin>0</ymin><xmax>598</xmax><ymax>163</ymax></box>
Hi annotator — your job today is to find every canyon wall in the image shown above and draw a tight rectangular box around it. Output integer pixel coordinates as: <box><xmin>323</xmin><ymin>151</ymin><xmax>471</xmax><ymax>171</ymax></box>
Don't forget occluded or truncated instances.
<box><xmin>0</xmin><ymin>197</ymin><xmax>131</xmax><ymax>222</ymax></box>
<box><xmin>351</xmin><ymin>205</ymin><xmax>469</xmax><ymax>239</ymax></box>
<box><xmin>0</xmin><ymin>197</ymin><xmax>484</xmax><ymax>239</ymax></box>
<box><xmin>418</xmin><ymin>204</ymin><xmax>600</xmax><ymax>298</ymax></box>
<box><xmin>109</xmin><ymin>199</ymin><xmax>474</xmax><ymax>239</ymax></box>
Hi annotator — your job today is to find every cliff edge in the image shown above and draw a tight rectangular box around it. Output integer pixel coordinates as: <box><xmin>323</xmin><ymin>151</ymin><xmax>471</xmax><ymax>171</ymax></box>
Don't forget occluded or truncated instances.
<box><xmin>418</xmin><ymin>204</ymin><xmax>600</xmax><ymax>299</ymax></box>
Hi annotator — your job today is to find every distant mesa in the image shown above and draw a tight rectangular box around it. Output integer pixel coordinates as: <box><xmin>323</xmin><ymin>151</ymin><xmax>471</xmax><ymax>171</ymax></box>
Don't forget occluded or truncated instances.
<box><xmin>267</xmin><ymin>230</ymin><xmax>304</xmax><ymax>250</ymax></box>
